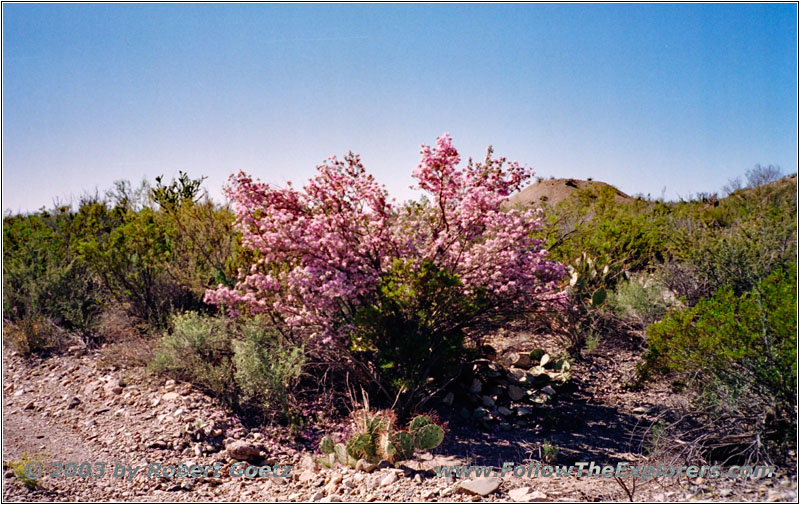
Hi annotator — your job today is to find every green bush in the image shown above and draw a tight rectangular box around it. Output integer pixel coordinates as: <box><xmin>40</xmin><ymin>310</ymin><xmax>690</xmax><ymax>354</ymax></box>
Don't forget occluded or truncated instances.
<box><xmin>3</xmin><ymin>206</ymin><xmax>105</xmax><ymax>342</ymax></box>
<box><xmin>349</xmin><ymin>259</ymin><xmax>480</xmax><ymax>412</ymax></box>
<box><xmin>639</xmin><ymin>266</ymin><xmax>797</xmax><ymax>460</ymax></box>
<box><xmin>606</xmin><ymin>275</ymin><xmax>671</xmax><ymax>330</ymax></box>
<box><xmin>151</xmin><ymin>312</ymin><xmax>304</xmax><ymax>415</ymax></box>
<box><xmin>233</xmin><ymin>323</ymin><xmax>304</xmax><ymax>412</ymax></box>
<box><xmin>541</xmin><ymin>185</ymin><xmax>670</xmax><ymax>273</ymax></box>
<box><xmin>666</xmin><ymin>176</ymin><xmax>796</xmax><ymax>299</ymax></box>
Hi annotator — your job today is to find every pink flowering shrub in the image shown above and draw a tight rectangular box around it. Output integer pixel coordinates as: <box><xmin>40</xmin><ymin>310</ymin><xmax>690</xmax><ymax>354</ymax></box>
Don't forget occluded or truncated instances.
<box><xmin>206</xmin><ymin>134</ymin><xmax>567</xmax><ymax>411</ymax></box>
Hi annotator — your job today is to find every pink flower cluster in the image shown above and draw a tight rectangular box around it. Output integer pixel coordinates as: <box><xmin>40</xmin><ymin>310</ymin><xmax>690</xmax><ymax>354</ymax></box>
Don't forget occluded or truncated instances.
<box><xmin>205</xmin><ymin>134</ymin><xmax>567</xmax><ymax>346</ymax></box>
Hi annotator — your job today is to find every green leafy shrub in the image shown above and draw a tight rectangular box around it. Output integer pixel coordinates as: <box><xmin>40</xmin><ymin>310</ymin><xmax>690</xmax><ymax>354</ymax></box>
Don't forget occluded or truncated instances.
<box><xmin>349</xmin><ymin>259</ymin><xmax>482</xmax><ymax>411</ymax></box>
<box><xmin>639</xmin><ymin>266</ymin><xmax>797</xmax><ymax>462</ymax></box>
<box><xmin>150</xmin><ymin>312</ymin><xmax>304</xmax><ymax>416</ymax></box>
<box><xmin>3</xmin><ymin>207</ymin><xmax>105</xmax><ymax>342</ymax></box>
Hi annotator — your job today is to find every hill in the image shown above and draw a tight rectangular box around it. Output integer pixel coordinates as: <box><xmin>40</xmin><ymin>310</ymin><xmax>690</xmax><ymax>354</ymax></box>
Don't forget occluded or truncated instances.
<box><xmin>505</xmin><ymin>178</ymin><xmax>632</xmax><ymax>208</ymax></box>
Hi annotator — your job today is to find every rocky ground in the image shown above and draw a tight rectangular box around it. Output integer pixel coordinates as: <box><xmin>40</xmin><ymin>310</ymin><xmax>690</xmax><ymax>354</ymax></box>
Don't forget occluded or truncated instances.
<box><xmin>3</xmin><ymin>335</ymin><xmax>797</xmax><ymax>502</ymax></box>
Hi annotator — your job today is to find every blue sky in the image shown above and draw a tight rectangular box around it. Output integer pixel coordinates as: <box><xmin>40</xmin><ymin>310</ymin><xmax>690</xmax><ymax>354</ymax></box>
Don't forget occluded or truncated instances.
<box><xmin>3</xmin><ymin>3</ymin><xmax>797</xmax><ymax>213</ymax></box>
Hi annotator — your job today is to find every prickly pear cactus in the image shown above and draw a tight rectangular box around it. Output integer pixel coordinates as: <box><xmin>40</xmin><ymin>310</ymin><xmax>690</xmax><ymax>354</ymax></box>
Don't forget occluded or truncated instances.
<box><xmin>408</xmin><ymin>415</ymin><xmax>433</xmax><ymax>433</ymax></box>
<box><xmin>319</xmin><ymin>435</ymin><xmax>334</xmax><ymax>455</ymax></box>
<box><xmin>591</xmin><ymin>288</ymin><xmax>607</xmax><ymax>307</ymax></box>
<box><xmin>346</xmin><ymin>433</ymin><xmax>375</xmax><ymax>460</ymax></box>
<box><xmin>413</xmin><ymin>423</ymin><xmax>444</xmax><ymax>450</ymax></box>
<box><xmin>390</xmin><ymin>431</ymin><xmax>415</xmax><ymax>461</ymax></box>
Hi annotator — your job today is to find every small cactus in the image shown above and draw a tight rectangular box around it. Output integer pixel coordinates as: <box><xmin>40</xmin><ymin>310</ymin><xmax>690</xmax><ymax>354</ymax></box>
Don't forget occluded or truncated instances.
<box><xmin>413</xmin><ymin>423</ymin><xmax>444</xmax><ymax>450</ymax></box>
<box><xmin>319</xmin><ymin>435</ymin><xmax>334</xmax><ymax>455</ymax></box>
<box><xmin>591</xmin><ymin>288</ymin><xmax>607</xmax><ymax>307</ymax></box>
<box><xmin>346</xmin><ymin>433</ymin><xmax>375</xmax><ymax>460</ymax></box>
<box><xmin>390</xmin><ymin>430</ymin><xmax>415</xmax><ymax>461</ymax></box>
<box><xmin>408</xmin><ymin>415</ymin><xmax>433</xmax><ymax>433</ymax></box>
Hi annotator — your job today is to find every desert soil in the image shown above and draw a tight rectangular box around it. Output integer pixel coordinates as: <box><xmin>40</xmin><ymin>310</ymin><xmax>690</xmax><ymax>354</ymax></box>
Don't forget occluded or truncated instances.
<box><xmin>2</xmin><ymin>333</ymin><xmax>797</xmax><ymax>502</ymax></box>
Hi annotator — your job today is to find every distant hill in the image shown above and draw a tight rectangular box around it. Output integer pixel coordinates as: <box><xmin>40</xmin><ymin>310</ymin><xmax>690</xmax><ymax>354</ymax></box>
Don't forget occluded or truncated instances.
<box><xmin>506</xmin><ymin>178</ymin><xmax>632</xmax><ymax>208</ymax></box>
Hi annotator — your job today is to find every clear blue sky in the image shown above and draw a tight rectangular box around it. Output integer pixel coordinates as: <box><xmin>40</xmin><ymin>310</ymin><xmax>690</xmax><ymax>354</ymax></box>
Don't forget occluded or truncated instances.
<box><xmin>3</xmin><ymin>3</ymin><xmax>797</xmax><ymax>213</ymax></box>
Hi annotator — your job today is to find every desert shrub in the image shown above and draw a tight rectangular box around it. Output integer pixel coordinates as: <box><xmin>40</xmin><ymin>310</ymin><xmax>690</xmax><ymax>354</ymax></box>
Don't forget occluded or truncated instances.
<box><xmin>3</xmin><ymin>207</ymin><xmax>105</xmax><ymax>342</ymax></box>
<box><xmin>666</xmin><ymin>176</ymin><xmax>796</xmax><ymax>299</ymax></box>
<box><xmin>232</xmin><ymin>323</ymin><xmax>305</xmax><ymax>412</ymax></box>
<box><xmin>77</xmin><ymin>207</ymin><xmax>195</xmax><ymax>329</ymax></box>
<box><xmin>639</xmin><ymin>266</ymin><xmax>797</xmax><ymax>463</ymax></box>
<box><xmin>2</xmin><ymin>314</ymin><xmax>63</xmax><ymax>356</ymax></box>
<box><xmin>542</xmin><ymin>185</ymin><xmax>671</xmax><ymax>273</ymax></box>
<box><xmin>151</xmin><ymin>172</ymin><xmax>240</xmax><ymax>295</ymax></box>
<box><xmin>205</xmin><ymin>135</ymin><xmax>567</xmax><ymax>414</ymax></box>
<box><xmin>151</xmin><ymin>311</ymin><xmax>304</xmax><ymax>415</ymax></box>
<box><xmin>606</xmin><ymin>274</ymin><xmax>672</xmax><ymax>331</ymax></box>
<box><xmin>349</xmin><ymin>259</ymin><xmax>478</xmax><ymax>395</ymax></box>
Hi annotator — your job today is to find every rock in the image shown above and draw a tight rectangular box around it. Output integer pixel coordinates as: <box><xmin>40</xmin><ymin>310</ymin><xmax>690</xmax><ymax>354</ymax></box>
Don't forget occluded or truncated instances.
<box><xmin>380</xmin><ymin>472</ymin><xmax>397</xmax><ymax>487</ymax></box>
<box><xmin>508</xmin><ymin>385</ymin><xmax>524</xmax><ymax>401</ymax></box>
<box><xmin>162</xmin><ymin>392</ymin><xmax>180</xmax><ymax>401</ymax></box>
<box><xmin>633</xmin><ymin>406</ymin><xmax>647</xmax><ymax>414</ymax></box>
<box><xmin>355</xmin><ymin>459</ymin><xmax>377</xmax><ymax>473</ymax></box>
<box><xmin>497</xmin><ymin>406</ymin><xmax>513</xmax><ymax>417</ymax></box>
<box><xmin>297</xmin><ymin>469</ymin><xmax>316</xmax><ymax>483</ymax></box>
<box><xmin>443</xmin><ymin>392</ymin><xmax>454</xmax><ymax>406</ymax></box>
<box><xmin>23</xmin><ymin>401</ymin><xmax>35</xmax><ymax>410</ymax></box>
<box><xmin>376</xmin><ymin>460</ymin><xmax>393</xmax><ymax>470</ymax></box>
<box><xmin>509</xmin><ymin>353</ymin><xmax>532</xmax><ymax>369</ymax></box>
<box><xmin>516</xmin><ymin>406</ymin><xmax>533</xmax><ymax>416</ymax></box>
<box><xmin>321</xmin><ymin>494</ymin><xmax>342</xmax><ymax>502</ymax></box>
<box><xmin>310</xmin><ymin>491</ymin><xmax>324</xmax><ymax>501</ymax></box>
<box><xmin>67</xmin><ymin>345</ymin><xmax>84</xmax><ymax>355</ymax></box>
<box><xmin>469</xmin><ymin>378</ymin><xmax>482</xmax><ymax>394</ymax></box>
<box><xmin>67</xmin><ymin>396</ymin><xmax>81</xmax><ymax>409</ymax></box>
<box><xmin>481</xmin><ymin>395</ymin><xmax>495</xmax><ymax>408</ymax></box>
<box><xmin>541</xmin><ymin>385</ymin><xmax>556</xmax><ymax>396</ymax></box>
<box><xmin>460</xmin><ymin>477</ymin><xmax>501</xmax><ymax>496</ymax></box>
<box><xmin>507</xmin><ymin>368</ymin><xmax>526</xmax><ymax>381</ymax></box>
<box><xmin>509</xmin><ymin>487</ymin><xmax>547</xmax><ymax>501</ymax></box>
<box><xmin>225</xmin><ymin>440</ymin><xmax>261</xmax><ymax>461</ymax></box>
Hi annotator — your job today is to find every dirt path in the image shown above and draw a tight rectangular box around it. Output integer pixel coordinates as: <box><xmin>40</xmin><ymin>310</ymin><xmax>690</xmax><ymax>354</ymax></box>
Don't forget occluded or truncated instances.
<box><xmin>2</xmin><ymin>341</ymin><xmax>797</xmax><ymax>502</ymax></box>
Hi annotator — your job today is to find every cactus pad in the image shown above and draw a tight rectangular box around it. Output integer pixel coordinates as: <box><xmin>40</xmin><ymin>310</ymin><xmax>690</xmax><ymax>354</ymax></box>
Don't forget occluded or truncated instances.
<box><xmin>390</xmin><ymin>431</ymin><xmax>415</xmax><ymax>461</ymax></box>
<box><xmin>319</xmin><ymin>435</ymin><xmax>334</xmax><ymax>454</ymax></box>
<box><xmin>413</xmin><ymin>423</ymin><xmax>444</xmax><ymax>450</ymax></box>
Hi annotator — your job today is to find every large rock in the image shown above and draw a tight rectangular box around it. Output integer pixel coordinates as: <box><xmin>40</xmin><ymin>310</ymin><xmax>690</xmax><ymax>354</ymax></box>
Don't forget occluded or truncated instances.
<box><xmin>226</xmin><ymin>440</ymin><xmax>262</xmax><ymax>461</ymax></box>
<box><xmin>459</xmin><ymin>477</ymin><xmax>501</xmax><ymax>496</ymax></box>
